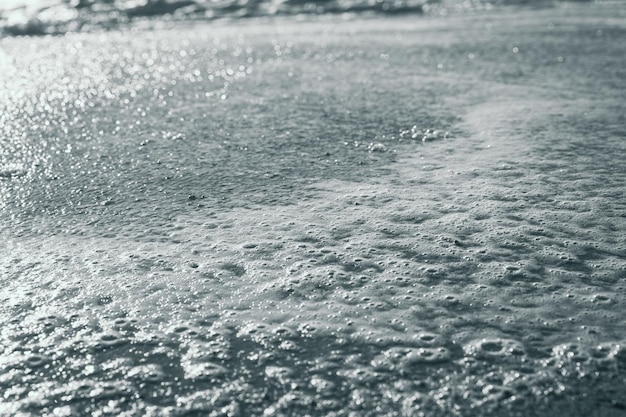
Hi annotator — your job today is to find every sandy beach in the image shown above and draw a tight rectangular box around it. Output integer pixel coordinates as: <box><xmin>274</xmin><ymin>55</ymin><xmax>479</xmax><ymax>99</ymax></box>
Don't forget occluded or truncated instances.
<box><xmin>1</xmin><ymin>2</ymin><xmax>625</xmax><ymax>416</ymax></box>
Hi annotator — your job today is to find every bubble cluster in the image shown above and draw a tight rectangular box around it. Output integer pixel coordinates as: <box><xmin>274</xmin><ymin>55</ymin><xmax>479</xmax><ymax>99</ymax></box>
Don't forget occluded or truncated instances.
<box><xmin>464</xmin><ymin>338</ymin><xmax>526</xmax><ymax>360</ymax></box>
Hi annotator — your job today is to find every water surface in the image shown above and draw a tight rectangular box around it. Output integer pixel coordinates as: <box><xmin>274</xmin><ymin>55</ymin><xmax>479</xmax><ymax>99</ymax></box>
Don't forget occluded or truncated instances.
<box><xmin>1</xmin><ymin>2</ymin><xmax>625</xmax><ymax>416</ymax></box>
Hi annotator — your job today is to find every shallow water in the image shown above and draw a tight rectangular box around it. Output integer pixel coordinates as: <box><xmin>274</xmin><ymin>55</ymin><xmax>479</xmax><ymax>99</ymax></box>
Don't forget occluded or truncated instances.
<box><xmin>1</xmin><ymin>3</ymin><xmax>626</xmax><ymax>417</ymax></box>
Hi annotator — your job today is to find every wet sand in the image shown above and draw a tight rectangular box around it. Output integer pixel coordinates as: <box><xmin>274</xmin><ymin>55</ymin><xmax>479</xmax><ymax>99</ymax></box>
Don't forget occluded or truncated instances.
<box><xmin>1</xmin><ymin>3</ymin><xmax>625</xmax><ymax>416</ymax></box>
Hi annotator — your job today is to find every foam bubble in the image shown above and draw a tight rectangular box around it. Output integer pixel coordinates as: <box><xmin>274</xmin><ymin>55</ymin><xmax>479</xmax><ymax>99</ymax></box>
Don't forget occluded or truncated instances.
<box><xmin>464</xmin><ymin>338</ymin><xmax>526</xmax><ymax>360</ymax></box>
<box><xmin>372</xmin><ymin>346</ymin><xmax>451</xmax><ymax>371</ymax></box>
